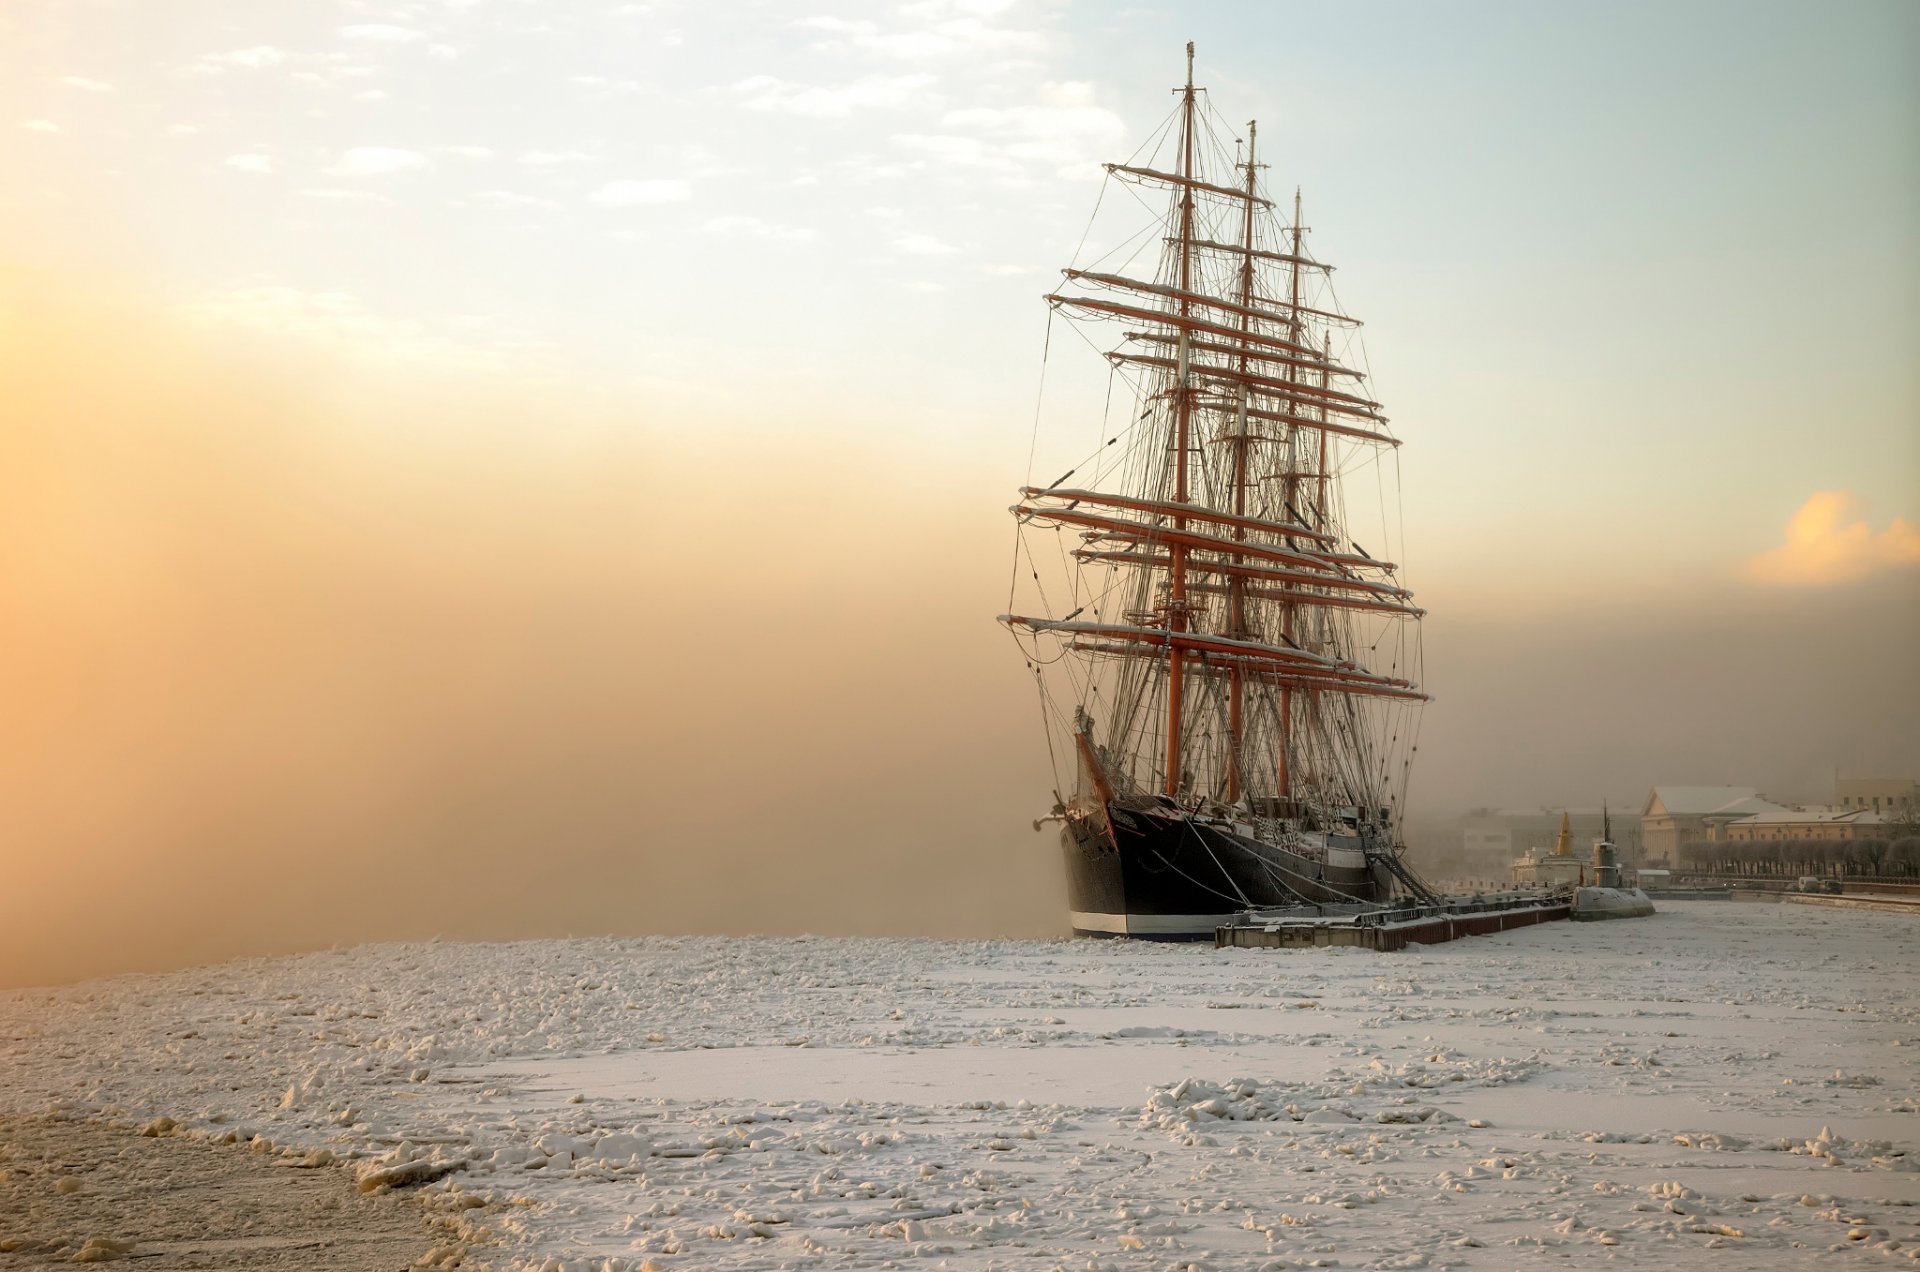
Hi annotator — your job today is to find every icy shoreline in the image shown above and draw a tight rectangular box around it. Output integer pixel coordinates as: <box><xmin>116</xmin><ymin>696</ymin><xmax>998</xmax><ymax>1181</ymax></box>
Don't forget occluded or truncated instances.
<box><xmin>4</xmin><ymin>903</ymin><xmax>1916</xmax><ymax>1268</ymax></box>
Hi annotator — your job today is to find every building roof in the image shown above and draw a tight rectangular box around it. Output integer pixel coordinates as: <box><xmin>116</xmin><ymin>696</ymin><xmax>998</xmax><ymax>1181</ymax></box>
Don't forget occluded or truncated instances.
<box><xmin>1466</xmin><ymin>808</ymin><xmax>1640</xmax><ymax>827</ymax></box>
<box><xmin>1708</xmin><ymin>795</ymin><xmax>1788</xmax><ymax>819</ymax></box>
<box><xmin>1643</xmin><ymin>786</ymin><xmax>1761</xmax><ymax>818</ymax></box>
<box><xmin>1728</xmin><ymin>807</ymin><xmax>1884</xmax><ymax>827</ymax></box>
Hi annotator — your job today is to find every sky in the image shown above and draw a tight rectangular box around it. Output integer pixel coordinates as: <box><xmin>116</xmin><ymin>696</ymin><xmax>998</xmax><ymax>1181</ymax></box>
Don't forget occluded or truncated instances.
<box><xmin>1</xmin><ymin>0</ymin><xmax>1916</xmax><ymax>985</ymax></box>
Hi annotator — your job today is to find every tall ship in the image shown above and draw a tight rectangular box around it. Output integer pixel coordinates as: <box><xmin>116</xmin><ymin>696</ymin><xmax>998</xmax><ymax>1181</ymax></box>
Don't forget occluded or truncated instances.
<box><xmin>1001</xmin><ymin>45</ymin><xmax>1438</xmax><ymax>937</ymax></box>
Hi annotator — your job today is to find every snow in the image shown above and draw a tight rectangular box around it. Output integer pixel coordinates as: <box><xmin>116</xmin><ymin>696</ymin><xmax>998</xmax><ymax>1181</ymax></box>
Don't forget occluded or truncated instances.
<box><xmin>3</xmin><ymin>901</ymin><xmax>1916</xmax><ymax>1269</ymax></box>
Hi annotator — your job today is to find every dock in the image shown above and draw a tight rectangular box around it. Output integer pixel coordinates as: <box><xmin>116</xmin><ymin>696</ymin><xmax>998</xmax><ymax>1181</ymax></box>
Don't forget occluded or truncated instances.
<box><xmin>1215</xmin><ymin>895</ymin><xmax>1571</xmax><ymax>952</ymax></box>
<box><xmin>1734</xmin><ymin>889</ymin><xmax>1920</xmax><ymax>917</ymax></box>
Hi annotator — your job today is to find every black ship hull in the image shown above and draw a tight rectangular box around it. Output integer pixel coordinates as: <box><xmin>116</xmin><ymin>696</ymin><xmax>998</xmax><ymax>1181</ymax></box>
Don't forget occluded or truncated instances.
<box><xmin>1062</xmin><ymin>802</ymin><xmax>1389</xmax><ymax>937</ymax></box>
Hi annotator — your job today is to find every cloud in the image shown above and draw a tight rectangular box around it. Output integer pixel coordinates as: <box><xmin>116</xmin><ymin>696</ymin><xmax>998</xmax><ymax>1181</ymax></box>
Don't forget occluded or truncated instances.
<box><xmin>179</xmin><ymin>281</ymin><xmax>530</xmax><ymax>370</ymax></box>
<box><xmin>731</xmin><ymin>73</ymin><xmax>937</xmax><ymax>120</ymax></box>
<box><xmin>20</xmin><ymin>120</ymin><xmax>61</xmax><ymax>133</ymax></box>
<box><xmin>517</xmin><ymin>149</ymin><xmax>598</xmax><ymax>166</ymax></box>
<box><xmin>698</xmin><ymin>215</ymin><xmax>812</xmax><ymax>243</ymax></box>
<box><xmin>470</xmin><ymin>190</ymin><xmax>563</xmax><ymax>212</ymax></box>
<box><xmin>224</xmin><ymin>153</ymin><xmax>275</xmax><ymax>174</ymax></box>
<box><xmin>197</xmin><ymin>46</ymin><xmax>287</xmax><ymax>71</ymax></box>
<box><xmin>794</xmin><ymin>9</ymin><xmax>1044</xmax><ymax>60</ymax></box>
<box><xmin>795</xmin><ymin>16</ymin><xmax>880</xmax><ymax>38</ymax></box>
<box><xmin>938</xmin><ymin>81</ymin><xmax>1127</xmax><ymax>174</ymax></box>
<box><xmin>828</xmin><ymin>153</ymin><xmax>915</xmax><ymax>184</ymax></box>
<box><xmin>588</xmin><ymin>179</ymin><xmax>691</xmax><ymax>206</ymax></box>
<box><xmin>440</xmin><ymin>145</ymin><xmax>495</xmax><ymax>161</ymax></box>
<box><xmin>327</xmin><ymin>146</ymin><xmax>431</xmax><ymax>176</ymax></box>
<box><xmin>338</xmin><ymin>24</ymin><xmax>426</xmax><ymax>43</ymax></box>
<box><xmin>571</xmin><ymin>75</ymin><xmax>644</xmax><ymax>98</ymax></box>
<box><xmin>890</xmin><ymin>131</ymin><xmax>1013</xmax><ymax>173</ymax></box>
<box><xmin>297</xmin><ymin>187</ymin><xmax>396</xmax><ymax>204</ymax></box>
<box><xmin>891</xmin><ymin>232</ymin><xmax>959</xmax><ymax>256</ymax></box>
<box><xmin>1747</xmin><ymin>492</ymin><xmax>1920</xmax><ymax>587</ymax></box>
<box><xmin>902</xmin><ymin>0</ymin><xmax>1020</xmax><ymax>17</ymax></box>
<box><xmin>186</xmin><ymin>283</ymin><xmax>413</xmax><ymax>343</ymax></box>
<box><xmin>58</xmin><ymin>76</ymin><xmax>114</xmax><ymax>93</ymax></box>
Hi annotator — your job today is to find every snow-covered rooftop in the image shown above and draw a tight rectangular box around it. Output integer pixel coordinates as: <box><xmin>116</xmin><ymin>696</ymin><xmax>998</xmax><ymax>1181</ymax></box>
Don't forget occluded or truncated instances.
<box><xmin>1708</xmin><ymin>794</ymin><xmax>1790</xmax><ymax>819</ymax></box>
<box><xmin>1644</xmin><ymin>785</ymin><xmax>1763</xmax><ymax>817</ymax></box>
<box><xmin>1728</xmin><ymin>806</ymin><xmax>1886</xmax><ymax>826</ymax></box>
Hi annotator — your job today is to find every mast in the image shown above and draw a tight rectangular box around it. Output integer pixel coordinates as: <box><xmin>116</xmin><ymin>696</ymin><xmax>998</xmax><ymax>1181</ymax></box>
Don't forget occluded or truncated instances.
<box><xmin>1164</xmin><ymin>40</ymin><xmax>1197</xmax><ymax>799</ymax></box>
<box><xmin>1276</xmin><ymin>188</ymin><xmax>1306</xmax><ymax>807</ymax></box>
<box><xmin>1316</xmin><ymin>331</ymin><xmax>1332</xmax><ymax>523</ymax></box>
<box><xmin>1225</xmin><ymin>118</ymin><xmax>1258</xmax><ymax>805</ymax></box>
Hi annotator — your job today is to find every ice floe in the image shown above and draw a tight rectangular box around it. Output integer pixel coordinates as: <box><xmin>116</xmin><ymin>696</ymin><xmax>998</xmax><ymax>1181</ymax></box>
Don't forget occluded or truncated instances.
<box><xmin>2</xmin><ymin>902</ymin><xmax>1916</xmax><ymax>1268</ymax></box>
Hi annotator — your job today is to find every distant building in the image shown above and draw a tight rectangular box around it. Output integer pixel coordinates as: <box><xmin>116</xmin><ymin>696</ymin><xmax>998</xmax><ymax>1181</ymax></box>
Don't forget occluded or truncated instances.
<box><xmin>1719</xmin><ymin>807</ymin><xmax>1890</xmax><ymax>843</ymax></box>
<box><xmin>1510</xmin><ymin>812</ymin><xmax>1586</xmax><ymax>888</ymax></box>
<box><xmin>1834</xmin><ymin>776</ymin><xmax>1916</xmax><ymax>816</ymax></box>
<box><xmin>1639</xmin><ymin>787</ymin><xmax>1785</xmax><ymax>863</ymax></box>
<box><xmin>1462</xmin><ymin>807</ymin><xmax>1642</xmax><ymax>867</ymax></box>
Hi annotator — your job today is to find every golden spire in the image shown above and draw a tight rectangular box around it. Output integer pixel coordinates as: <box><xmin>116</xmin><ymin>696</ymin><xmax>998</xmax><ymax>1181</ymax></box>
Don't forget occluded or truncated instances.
<box><xmin>1554</xmin><ymin>810</ymin><xmax>1573</xmax><ymax>857</ymax></box>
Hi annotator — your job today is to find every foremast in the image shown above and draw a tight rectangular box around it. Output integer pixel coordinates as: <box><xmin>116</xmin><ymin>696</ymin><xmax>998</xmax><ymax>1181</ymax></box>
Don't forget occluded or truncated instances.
<box><xmin>1165</xmin><ymin>40</ymin><xmax>1198</xmax><ymax>801</ymax></box>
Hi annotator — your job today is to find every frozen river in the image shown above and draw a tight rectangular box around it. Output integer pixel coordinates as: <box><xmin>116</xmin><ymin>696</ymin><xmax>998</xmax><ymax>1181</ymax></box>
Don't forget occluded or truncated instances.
<box><xmin>3</xmin><ymin>901</ymin><xmax>1916</xmax><ymax>1268</ymax></box>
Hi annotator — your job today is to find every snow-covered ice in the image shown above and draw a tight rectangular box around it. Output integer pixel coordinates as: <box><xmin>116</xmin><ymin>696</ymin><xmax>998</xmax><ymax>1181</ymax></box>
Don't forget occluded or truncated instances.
<box><xmin>3</xmin><ymin>901</ymin><xmax>1916</xmax><ymax>1269</ymax></box>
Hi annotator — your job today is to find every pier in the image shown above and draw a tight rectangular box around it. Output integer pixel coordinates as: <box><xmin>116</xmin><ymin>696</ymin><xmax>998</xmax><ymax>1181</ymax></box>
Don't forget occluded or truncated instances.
<box><xmin>1215</xmin><ymin>895</ymin><xmax>1570</xmax><ymax>951</ymax></box>
<box><xmin>1733</xmin><ymin>888</ymin><xmax>1920</xmax><ymax>917</ymax></box>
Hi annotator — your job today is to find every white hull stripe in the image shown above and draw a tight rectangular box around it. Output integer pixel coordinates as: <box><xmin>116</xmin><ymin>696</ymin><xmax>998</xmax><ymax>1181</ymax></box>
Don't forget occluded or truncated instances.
<box><xmin>1070</xmin><ymin>910</ymin><xmax>1237</xmax><ymax>936</ymax></box>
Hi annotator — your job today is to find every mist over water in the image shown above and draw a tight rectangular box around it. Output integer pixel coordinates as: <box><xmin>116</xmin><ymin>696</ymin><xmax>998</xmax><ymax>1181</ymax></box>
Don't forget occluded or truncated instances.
<box><xmin>0</xmin><ymin>270</ymin><xmax>1063</xmax><ymax>988</ymax></box>
<box><xmin>2</xmin><ymin>269</ymin><xmax>1914</xmax><ymax>988</ymax></box>
<box><xmin>1416</xmin><ymin>584</ymin><xmax>1920</xmax><ymax>813</ymax></box>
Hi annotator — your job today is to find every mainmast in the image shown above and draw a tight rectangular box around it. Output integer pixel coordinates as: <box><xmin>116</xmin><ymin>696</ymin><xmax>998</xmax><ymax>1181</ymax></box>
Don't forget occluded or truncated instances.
<box><xmin>1164</xmin><ymin>39</ymin><xmax>1198</xmax><ymax>799</ymax></box>
<box><xmin>1276</xmin><ymin>188</ymin><xmax>1306</xmax><ymax>806</ymax></box>
<box><xmin>1225</xmin><ymin>118</ymin><xmax>1258</xmax><ymax>805</ymax></box>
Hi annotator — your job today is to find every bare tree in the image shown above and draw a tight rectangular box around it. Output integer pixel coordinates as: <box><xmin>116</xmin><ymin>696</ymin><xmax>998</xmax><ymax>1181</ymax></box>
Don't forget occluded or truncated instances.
<box><xmin>1891</xmin><ymin>836</ymin><xmax>1920</xmax><ymax>878</ymax></box>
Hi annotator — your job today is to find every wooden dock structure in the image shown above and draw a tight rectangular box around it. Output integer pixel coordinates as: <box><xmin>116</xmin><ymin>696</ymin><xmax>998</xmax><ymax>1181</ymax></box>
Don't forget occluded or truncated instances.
<box><xmin>1216</xmin><ymin>897</ymin><xmax>1571</xmax><ymax>952</ymax></box>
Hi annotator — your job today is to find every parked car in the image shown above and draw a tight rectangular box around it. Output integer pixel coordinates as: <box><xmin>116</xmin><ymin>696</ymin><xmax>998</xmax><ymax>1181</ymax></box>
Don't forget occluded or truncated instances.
<box><xmin>1793</xmin><ymin>877</ymin><xmax>1823</xmax><ymax>893</ymax></box>
<box><xmin>1821</xmin><ymin>878</ymin><xmax>1843</xmax><ymax>895</ymax></box>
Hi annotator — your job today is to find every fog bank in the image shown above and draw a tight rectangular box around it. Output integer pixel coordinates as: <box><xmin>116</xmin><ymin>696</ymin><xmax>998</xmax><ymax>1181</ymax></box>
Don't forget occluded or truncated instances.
<box><xmin>0</xmin><ymin>269</ymin><xmax>1060</xmax><ymax>987</ymax></box>
<box><xmin>1</xmin><ymin>268</ymin><xmax>1912</xmax><ymax>987</ymax></box>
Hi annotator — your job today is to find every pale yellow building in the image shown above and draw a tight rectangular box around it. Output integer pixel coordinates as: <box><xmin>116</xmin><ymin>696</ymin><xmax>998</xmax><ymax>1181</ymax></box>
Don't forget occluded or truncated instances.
<box><xmin>1721</xmin><ymin>807</ymin><xmax>1889</xmax><ymax>843</ymax></box>
<box><xmin>1835</xmin><ymin>776</ymin><xmax>1915</xmax><ymax>816</ymax></box>
<box><xmin>1639</xmin><ymin>787</ymin><xmax>1783</xmax><ymax>863</ymax></box>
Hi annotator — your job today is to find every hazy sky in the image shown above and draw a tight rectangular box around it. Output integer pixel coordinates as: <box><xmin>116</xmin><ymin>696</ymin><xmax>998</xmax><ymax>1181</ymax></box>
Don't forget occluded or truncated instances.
<box><xmin>5</xmin><ymin>0</ymin><xmax>1916</xmax><ymax>569</ymax></box>
<box><xmin>1</xmin><ymin>1</ymin><xmax>1915</xmax><ymax>984</ymax></box>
